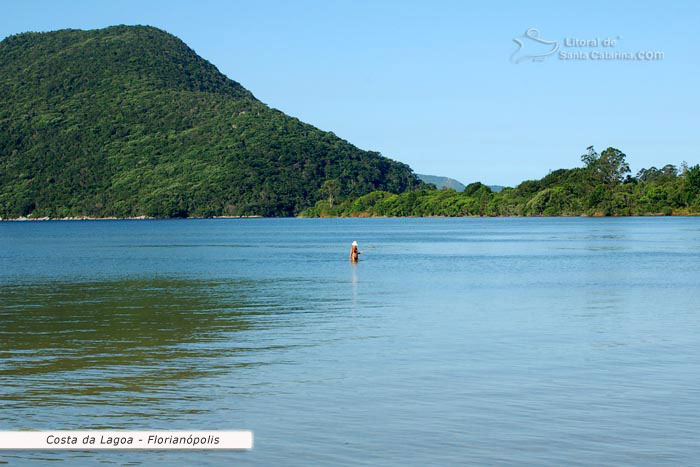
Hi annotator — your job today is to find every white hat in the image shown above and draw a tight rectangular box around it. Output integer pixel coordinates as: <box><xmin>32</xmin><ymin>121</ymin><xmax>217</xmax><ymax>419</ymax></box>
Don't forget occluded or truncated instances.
<box><xmin>352</xmin><ymin>241</ymin><xmax>358</xmax><ymax>246</ymax></box>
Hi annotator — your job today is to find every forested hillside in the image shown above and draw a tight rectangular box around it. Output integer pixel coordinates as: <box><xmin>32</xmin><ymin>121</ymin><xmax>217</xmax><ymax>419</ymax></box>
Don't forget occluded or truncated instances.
<box><xmin>0</xmin><ymin>25</ymin><xmax>420</xmax><ymax>218</ymax></box>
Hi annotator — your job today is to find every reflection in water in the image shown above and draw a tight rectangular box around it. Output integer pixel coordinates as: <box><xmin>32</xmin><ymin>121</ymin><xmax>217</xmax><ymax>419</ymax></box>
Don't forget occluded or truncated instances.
<box><xmin>350</xmin><ymin>263</ymin><xmax>358</xmax><ymax>305</ymax></box>
<box><xmin>0</xmin><ymin>278</ymin><xmax>267</xmax><ymax>422</ymax></box>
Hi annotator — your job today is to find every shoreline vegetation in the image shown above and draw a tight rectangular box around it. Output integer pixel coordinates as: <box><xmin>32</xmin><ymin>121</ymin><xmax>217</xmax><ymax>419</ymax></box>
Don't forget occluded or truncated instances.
<box><xmin>3</xmin><ymin>146</ymin><xmax>700</xmax><ymax>221</ymax></box>
<box><xmin>301</xmin><ymin>147</ymin><xmax>700</xmax><ymax>219</ymax></box>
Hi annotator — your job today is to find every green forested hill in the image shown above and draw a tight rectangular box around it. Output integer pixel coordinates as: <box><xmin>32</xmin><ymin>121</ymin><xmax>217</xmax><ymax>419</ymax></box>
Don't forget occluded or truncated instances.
<box><xmin>0</xmin><ymin>25</ymin><xmax>420</xmax><ymax>218</ymax></box>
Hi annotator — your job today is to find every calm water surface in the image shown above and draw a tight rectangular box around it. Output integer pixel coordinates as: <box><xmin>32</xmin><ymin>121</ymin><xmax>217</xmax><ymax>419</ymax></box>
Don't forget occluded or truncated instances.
<box><xmin>1</xmin><ymin>218</ymin><xmax>699</xmax><ymax>466</ymax></box>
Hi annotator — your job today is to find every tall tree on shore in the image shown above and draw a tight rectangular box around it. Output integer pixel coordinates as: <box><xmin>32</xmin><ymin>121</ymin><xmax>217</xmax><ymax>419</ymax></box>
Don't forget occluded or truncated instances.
<box><xmin>581</xmin><ymin>145</ymin><xmax>599</xmax><ymax>168</ymax></box>
<box><xmin>582</xmin><ymin>146</ymin><xmax>630</xmax><ymax>186</ymax></box>
<box><xmin>597</xmin><ymin>147</ymin><xmax>630</xmax><ymax>185</ymax></box>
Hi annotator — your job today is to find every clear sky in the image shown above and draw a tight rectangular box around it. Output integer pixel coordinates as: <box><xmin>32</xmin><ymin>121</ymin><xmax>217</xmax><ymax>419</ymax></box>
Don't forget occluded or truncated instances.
<box><xmin>2</xmin><ymin>1</ymin><xmax>698</xmax><ymax>186</ymax></box>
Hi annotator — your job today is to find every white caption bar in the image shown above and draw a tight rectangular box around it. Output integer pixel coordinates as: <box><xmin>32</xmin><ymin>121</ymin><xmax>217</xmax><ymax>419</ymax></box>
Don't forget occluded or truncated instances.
<box><xmin>0</xmin><ymin>431</ymin><xmax>253</xmax><ymax>450</ymax></box>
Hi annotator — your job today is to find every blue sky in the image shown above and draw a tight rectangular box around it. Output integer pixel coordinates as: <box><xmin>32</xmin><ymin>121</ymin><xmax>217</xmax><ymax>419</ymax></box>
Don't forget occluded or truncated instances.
<box><xmin>2</xmin><ymin>1</ymin><xmax>698</xmax><ymax>186</ymax></box>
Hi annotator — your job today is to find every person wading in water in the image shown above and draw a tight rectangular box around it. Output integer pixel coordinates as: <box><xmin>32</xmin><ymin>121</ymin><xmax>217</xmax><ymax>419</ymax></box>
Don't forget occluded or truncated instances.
<box><xmin>350</xmin><ymin>240</ymin><xmax>361</xmax><ymax>263</ymax></box>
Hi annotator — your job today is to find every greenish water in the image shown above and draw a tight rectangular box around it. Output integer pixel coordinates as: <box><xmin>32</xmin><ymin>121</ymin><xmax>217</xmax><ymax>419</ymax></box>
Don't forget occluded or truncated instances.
<box><xmin>1</xmin><ymin>218</ymin><xmax>699</xmax><ymax>466</ymax></box>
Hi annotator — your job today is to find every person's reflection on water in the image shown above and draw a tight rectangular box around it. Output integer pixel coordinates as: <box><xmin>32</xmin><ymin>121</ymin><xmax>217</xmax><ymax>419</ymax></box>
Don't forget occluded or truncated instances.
<box><xmin>351</xmin><ymin>260</ymin><xmax>358</xmax><ymax>304</ymax></box>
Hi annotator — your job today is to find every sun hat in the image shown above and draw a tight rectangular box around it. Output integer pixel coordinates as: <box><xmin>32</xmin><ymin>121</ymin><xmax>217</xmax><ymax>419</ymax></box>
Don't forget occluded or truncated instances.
<box><xmin>352</xmin><ymin>241</ymin><xmax>358</xmax><ymax>246</ymax></box>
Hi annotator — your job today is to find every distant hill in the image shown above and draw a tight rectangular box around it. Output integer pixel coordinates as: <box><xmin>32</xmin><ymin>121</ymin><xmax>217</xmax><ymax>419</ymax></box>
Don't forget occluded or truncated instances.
<box><xmin>0</xmin><ymin>25</ymin><xmax>420</xmax><ymax>218</ymax></box>
<box><xmin>416</xmin><ymin>174</ymin><xmax>465</xmax><ymax>191</ymax></box>
<box><xmin>417</xmin><ymin>175</ymin><xmax>506</xmax><ymax>194</ymax></box>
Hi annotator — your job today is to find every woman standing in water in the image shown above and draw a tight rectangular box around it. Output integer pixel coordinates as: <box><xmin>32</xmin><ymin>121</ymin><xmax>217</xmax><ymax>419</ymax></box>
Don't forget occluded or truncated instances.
<box><xmin>349</xmin><ymin>240</ymin><xmax>361</xmax><ymax>263</ymax></box>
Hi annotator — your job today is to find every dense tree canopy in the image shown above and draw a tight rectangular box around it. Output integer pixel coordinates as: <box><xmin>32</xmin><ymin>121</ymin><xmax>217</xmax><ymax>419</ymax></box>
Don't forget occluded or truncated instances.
<box><xmin>302</xmin><ymin>147</ymin><xmax>700</xmax><ymax>217</ymax></box>
<box><xmin>0</xmin><ymin>25</ymin><xmax>420</xmax><ymax>218</ymax></box>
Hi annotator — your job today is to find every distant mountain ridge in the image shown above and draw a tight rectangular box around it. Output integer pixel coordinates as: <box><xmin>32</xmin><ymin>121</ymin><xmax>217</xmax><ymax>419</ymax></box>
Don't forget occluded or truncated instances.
<box><xmin>417</xmin><ymin>174</ymin><xmax>505</xmax><ymax>193</ymax></box>
<box><xmin>0</xmin><ymin>25</ymin><xmax>420</xmax><ymax>218</ymax></box>
<box><xmin>416</xmin><ymin>174</ymin><xmax>465</xmax><ymax>191</ymax></box>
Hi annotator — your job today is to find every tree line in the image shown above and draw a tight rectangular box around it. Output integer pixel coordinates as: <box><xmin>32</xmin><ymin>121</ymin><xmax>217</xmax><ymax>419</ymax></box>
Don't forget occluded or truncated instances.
<box><xmin>301</xmin><ymin>147</ymin><xmax>700</xmax><ymax>217</ymax></box>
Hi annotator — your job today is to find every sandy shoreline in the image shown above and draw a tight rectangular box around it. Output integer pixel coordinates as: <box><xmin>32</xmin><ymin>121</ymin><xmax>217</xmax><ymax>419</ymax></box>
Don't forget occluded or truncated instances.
<box><xmin>1</xmin><ymin>215</ymin><xmax>264</xmax><ymax>222</ymax></box>
<box><xmin>2</xmin><ymin>213</ymin><xmax>697</xmax><ymax>221</ymax></box>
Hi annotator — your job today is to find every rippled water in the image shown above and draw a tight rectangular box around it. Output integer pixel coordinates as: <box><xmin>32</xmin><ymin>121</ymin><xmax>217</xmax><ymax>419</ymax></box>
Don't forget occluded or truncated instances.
<box><xmin>1</xmin><ymin>218</ymin><xmax>699</xmax><ymax>466</ymax></box>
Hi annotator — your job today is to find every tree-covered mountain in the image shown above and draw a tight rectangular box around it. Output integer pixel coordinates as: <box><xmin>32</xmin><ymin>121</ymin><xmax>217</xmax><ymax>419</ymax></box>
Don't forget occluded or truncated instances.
<box><xmin>0</xmin><ymin>25</ymin><xmax>420</xmax><ymax>218</ymax></box>
<box><xmin>302</xmin><ymin>147</ymin><xmax>700</xmax><ymax>217</ymax></box>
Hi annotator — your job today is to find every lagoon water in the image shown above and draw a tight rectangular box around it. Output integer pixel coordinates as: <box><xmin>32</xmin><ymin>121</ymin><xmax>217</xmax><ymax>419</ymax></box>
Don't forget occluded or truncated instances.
<box><xmin>1</xmin><ymin>218</ymin><xmax>699</xmax><ymax>466</ymax></box>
